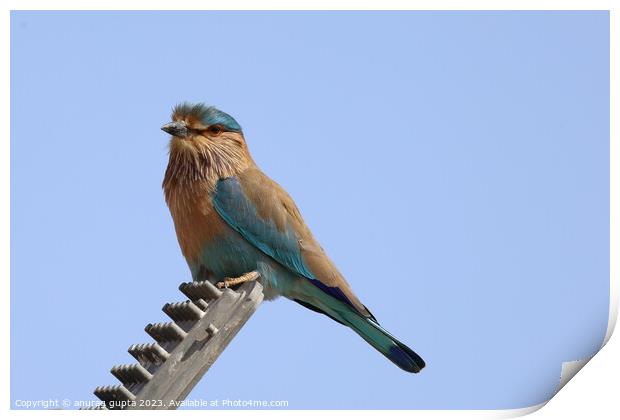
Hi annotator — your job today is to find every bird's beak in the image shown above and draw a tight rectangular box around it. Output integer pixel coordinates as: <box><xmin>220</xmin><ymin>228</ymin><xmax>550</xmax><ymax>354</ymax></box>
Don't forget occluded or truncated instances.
<box><xmin>161</xmin><ymin>121</ymin><xmax>189</xmax><ymax>138</ymax></box>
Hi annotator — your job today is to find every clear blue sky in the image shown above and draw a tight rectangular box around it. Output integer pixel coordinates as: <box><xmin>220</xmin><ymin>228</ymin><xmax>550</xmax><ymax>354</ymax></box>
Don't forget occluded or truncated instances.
<box><xmin>11</xmin><ymin>11</ymin><xmax>609</xmax><ymax>409</ymax></box>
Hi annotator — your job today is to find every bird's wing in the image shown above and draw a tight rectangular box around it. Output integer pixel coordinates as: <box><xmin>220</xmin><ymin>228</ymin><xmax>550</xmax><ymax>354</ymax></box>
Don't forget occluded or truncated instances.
<box><xmin>212</xmin><ymin>167</ymin><xmax>372</xmax><ymax>318</ymax></box>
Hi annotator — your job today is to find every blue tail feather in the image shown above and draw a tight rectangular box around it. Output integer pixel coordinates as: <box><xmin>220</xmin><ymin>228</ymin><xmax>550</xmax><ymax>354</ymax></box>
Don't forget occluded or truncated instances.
<box><xmin>297</xmin><ymin>282</ymin><xmax>425</xmax><ymax>373</ymax></box>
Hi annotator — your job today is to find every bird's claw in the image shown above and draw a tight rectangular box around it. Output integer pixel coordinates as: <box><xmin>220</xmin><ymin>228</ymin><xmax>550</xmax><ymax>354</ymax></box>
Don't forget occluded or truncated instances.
<box><xmin>216</xmin><ymin>271</ymin><xmax>260</xmax><ymax>289</ymax></box>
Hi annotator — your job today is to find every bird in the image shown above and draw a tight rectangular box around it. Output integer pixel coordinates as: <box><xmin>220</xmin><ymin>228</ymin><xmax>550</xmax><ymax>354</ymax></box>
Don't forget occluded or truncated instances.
<box><xmin>161</xmin><ymin>102</ymin><xmax>426</xmax><ymax>373</ymax></box>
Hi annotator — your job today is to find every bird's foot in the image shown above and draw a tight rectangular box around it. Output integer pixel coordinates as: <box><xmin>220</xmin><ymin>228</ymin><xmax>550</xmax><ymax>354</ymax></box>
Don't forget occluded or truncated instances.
<box><xmin>216</xmin><ymin>271</ymin><xmax>260</xmax><ymax>289</ymax></box>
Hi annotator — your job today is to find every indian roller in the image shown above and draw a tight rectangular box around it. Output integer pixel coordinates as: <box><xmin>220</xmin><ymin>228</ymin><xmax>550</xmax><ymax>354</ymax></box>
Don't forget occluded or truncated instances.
<box><xmin>161</xmin><ymin>102</ymin><xmax>426</xmax><ymax>373</ymax></box>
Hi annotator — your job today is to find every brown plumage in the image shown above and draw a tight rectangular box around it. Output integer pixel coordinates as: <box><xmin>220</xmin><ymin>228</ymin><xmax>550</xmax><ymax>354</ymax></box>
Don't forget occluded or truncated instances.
<box><xmin>160</xmin><ymin>102</ymin><xmax>425</xmax><ymax>373</ymax></box>
<box><xmin>162</xmin><ymin>104</ymin><xmax>366</xmax><ymax>314</ymax></box>
<box><xmin>162</xmin><ymin>107</ymin><xmax>251</xmax><ymax>261</ymax></box>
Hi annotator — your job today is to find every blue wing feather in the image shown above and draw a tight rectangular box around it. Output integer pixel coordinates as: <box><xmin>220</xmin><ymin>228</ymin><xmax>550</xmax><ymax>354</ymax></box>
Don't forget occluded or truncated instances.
<box><xmin>213</xmin><ymin>176</ymin><xmax>315</xmax><ymax>279</ymax></box>
<box><xmin>213</xmin><ymin>175</ymin><xmax>367</xmax><ymax>315</ymax></box>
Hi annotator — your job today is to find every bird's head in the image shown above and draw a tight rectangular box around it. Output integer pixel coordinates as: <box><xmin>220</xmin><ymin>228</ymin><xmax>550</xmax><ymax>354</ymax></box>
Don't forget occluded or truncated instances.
<box><xmin>162</xmin><ymin>102</ymin><xmax>243</xmax><ymax>140</ymax></box>
<box><xmin>162</xmin><ymin>102</ymin><xmax>253</xmax><ymax>184</ymax></box>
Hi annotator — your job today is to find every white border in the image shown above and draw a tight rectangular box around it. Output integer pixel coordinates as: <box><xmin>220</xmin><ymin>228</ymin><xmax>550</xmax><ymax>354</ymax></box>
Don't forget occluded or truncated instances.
<box><xmin>1</xmin><ymin>1</ymin><xmax>616</xmax><ymax>419</ymax></box>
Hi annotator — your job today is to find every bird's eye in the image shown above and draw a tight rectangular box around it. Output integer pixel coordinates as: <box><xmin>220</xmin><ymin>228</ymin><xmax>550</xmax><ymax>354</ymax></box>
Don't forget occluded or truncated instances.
<box><xmin>206</xmin><ymin>125</ymin><xmax>223</xmax><ymax>136</ymax></box>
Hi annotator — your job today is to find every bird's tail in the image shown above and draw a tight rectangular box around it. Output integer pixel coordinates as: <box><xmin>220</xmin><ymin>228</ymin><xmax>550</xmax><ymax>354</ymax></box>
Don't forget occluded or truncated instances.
<box><xmin>294</xmin><ymin>283</ymin><xmax>426</xmax><ymax>373</ymax></box>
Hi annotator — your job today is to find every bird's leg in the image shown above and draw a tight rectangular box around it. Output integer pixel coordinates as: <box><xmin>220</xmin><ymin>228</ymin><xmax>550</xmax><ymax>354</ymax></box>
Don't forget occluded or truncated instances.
<box><xmin>216</xmin><ymin>271</ymin><xmax>260</xmax><ymax>289</ymax></box>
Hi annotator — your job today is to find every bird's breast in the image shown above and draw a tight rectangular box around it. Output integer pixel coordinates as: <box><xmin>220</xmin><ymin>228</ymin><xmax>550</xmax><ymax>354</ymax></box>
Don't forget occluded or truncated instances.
<box><xmin>166</xmin><ymin>183</ymin><xmax>227</xmax><ymax>264</ymax></box>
